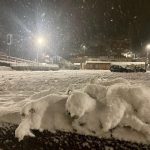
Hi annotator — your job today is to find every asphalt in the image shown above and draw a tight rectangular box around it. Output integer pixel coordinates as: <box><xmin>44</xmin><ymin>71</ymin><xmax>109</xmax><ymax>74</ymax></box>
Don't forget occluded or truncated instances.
<box><xmin>0</xmin><ymin>123</ymin><xmax>150</xmax><ymax>150</ymax></box>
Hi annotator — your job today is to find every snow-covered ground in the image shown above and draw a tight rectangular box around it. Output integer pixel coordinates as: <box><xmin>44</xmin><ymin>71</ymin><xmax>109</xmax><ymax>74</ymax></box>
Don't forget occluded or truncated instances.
<box><xmin>0</xmin><ymin>70</ymin><xmax>150</xmax><ymax>144</ymax></box>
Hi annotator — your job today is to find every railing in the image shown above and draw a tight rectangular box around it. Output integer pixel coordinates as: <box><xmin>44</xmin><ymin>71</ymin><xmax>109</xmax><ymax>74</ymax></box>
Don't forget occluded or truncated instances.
<box><xmin>0</xmin><ymin>55</ymin><xmax>36</xmax><ymax>64</ymax></box>
<box><xmin>0</xmin><ymin>54</ymin><xmax>60</xmax><ymax>71</ymax></box>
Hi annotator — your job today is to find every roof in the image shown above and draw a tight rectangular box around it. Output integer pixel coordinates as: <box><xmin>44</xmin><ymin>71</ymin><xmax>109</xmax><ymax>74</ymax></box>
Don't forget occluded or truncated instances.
<box><xmin>85</xmin><ymin>61</ymin><xmax>145</xmax><ymax>65</ymax></box>
<box><xmin>85</xmin><ymin>61</ymin><xmax>111</xmax><ymax>64</ymax></box>
<box><xmin>111</xmin><ymin>62</ymin><xmax>145</xmax><ymax>65</ymax></box>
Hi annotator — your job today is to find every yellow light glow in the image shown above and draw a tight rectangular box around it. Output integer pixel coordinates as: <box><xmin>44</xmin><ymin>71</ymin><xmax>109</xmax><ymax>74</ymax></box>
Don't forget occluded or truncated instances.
<box><xmin>36</xmin><ymin>36</ymin><xmax>46</xmax><ymax>47</ymax></box>
<box><xmin>146</xmin><ymin>44</ymin><xmax>150</xmax><ymax>50</ymax></box>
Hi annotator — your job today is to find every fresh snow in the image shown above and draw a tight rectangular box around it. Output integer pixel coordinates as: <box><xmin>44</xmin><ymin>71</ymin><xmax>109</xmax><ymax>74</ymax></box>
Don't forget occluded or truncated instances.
<box><xmin>0</xmin><ymin>70</ymin><xmax>150</xmax><ymax>143</ymax></box>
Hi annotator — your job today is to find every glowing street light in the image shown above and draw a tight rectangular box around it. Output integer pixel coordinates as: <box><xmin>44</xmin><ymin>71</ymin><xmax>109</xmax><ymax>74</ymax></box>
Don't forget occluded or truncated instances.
<box><xmin>35</xmin><ymin>36</ymin><xmax>46</xmax><ymax>63</ymax></box>
<box><xmin>36</xmin><ymin>36</ymin><xmax>45</xmax><ymax>46</ymax></box>
<box><xmin>146</xmin><ymin>44</ymin><xmax>150</xmax><ymax>50</ymax></box>
<box><xmin>81</xmin><ymin>44</ymin><xmax>87</xmax><ymax>55</ymax></box>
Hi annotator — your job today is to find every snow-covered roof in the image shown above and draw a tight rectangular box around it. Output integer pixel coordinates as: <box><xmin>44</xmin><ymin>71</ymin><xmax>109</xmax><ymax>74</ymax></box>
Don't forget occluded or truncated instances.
<box><xmin>111</xmin><ymin>62</ymin><xmax>145</xmax><ymax>65</ymax></box>
<box><xmin>74</xmin><ymin>63</ymin><xmax>80</xmax><ymax>65</ymax></box>
<box><xmin>85</xmin><ymin>61</ymin><xmax>145</xmax><ymax>65</ymax></box>
<box><xmin>85</xmin><ymin>61</ymin><xmax>111</xmax><ymax>64</ymax></box>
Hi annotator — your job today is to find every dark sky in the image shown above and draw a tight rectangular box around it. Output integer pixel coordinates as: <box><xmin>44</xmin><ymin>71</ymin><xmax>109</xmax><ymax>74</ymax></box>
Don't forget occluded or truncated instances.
<box><xmin>0</xmin><ymin>0</ymin><xmax>150</xmax><ymax>58</ymax></box>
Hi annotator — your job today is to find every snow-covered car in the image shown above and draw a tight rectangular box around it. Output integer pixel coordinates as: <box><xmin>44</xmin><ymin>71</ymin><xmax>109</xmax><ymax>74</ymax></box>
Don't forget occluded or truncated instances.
<box><xmin>110</xmin><ymin>65</ymin><xmax>146</xmax><ymax>72</ymax></box>
<box><xmin>134</xmin><ymin>66</ymin><xmax>146</xmax><ymax>72</ymax></box>
<box><xmin>110</xmin><ymin>65</ymin><xmax>132</xmax><ymax>72</ymax></box>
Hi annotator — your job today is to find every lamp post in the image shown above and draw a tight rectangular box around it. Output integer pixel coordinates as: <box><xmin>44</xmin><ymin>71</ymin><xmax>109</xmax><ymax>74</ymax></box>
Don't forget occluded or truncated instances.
<box><xmin>7</xmin><ymin>34</ymin><xmax>13</xmax><ymax>58</ymax></box>
<box><xmin>36</xmin><ymin>36</ymin><xmax>46</xmax><ymax>63</ymax></box>
<box><xmin>146</xmin><ymin>44</ymin><xmax>150</xmax><ymax>69</ymax></box>
<box><xmin>81</xmin><ymin>44</ymin><xmax>87</xmax><ymax>55</ymax></box>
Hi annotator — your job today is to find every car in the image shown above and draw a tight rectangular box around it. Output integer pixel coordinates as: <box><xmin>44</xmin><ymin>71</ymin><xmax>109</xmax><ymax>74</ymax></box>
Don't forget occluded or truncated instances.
<box><xmin>124</xmin><ymin>66</ymin><xmax>135</xmax><ymax>72</ymax></box>
<box><xmin>110</xmin><ymin>65</ymin><xmax>129</xmax><ymax>72</ymax></box>
<box><xmin>134</xmin><ymin>66</ymin><xmax>146</xmax><ymax>72</ymax></box>
<box><xmin>110</xmin><ymin>65</ymin><xmax>146</xmax><ymax>72</ymax></box>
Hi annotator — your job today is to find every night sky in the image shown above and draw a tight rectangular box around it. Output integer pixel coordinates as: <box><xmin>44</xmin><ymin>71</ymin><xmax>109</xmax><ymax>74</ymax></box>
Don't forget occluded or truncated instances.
<box><xmin>0</xmin><ymin>0</ymin><xmax>150</xmax><ymax>59</ymax></box>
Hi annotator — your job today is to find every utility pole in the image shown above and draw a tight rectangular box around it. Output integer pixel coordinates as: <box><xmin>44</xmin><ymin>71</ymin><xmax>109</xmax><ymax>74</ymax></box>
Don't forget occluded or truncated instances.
<box><xmin>7</xmin><ymin>34</ymin><xmax>13</xmax><ymax>59</ymax></box>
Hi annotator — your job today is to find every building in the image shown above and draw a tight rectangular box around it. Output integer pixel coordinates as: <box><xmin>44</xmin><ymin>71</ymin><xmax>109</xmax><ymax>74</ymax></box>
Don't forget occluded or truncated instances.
<box><xmin>84</xmin><ymin>61</ymin><xmax>145</xmax><ymax>70</ymax></box>
<box><xmin>84</xmin><ymin>61</ymin><xmax>111</xmax><ymax>70</ymax></box>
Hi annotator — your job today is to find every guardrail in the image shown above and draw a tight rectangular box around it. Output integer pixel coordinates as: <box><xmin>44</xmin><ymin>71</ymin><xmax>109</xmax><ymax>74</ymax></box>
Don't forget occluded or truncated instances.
<box><xmin>0</xmin><ymin>55</ymin><xmax>60</xmax><ymax>71</ymax></box>
<box><xmin>0</xmin><ymin>55</ymin><xmax>36</xmax><ymax>64</ymax></box>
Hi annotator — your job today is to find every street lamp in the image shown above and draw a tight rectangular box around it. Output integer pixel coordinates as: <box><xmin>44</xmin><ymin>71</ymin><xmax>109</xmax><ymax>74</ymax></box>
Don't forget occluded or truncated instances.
<box><xmin>81</xmin><ymin>44</ymin><xmax>87</xmax><ymax>55</ymax></box>
<box><xmin>146</xmin><ymin>44</ymin><xmax>150</xmax><ymax>68</ymax></box>
<box><xmin>35</xmin><ymin>36</ymin><xmax>46</xmax><ymax>63</ymax></box>
<box><xmin>37</xmin><ymin>37</ymin><xmax>45</xmax><ymax>46</ymax></box>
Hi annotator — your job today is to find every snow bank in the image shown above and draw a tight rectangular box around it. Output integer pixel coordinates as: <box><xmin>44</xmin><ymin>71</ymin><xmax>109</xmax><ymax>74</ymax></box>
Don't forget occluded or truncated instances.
<box><xmin>14</xmin><ymin>77</ymin><xmax>150</xmax><ymax>144</ymax></box>
<box><xmin>11</xmin><ymin>63</ymin><xmax>59</xmax><ymax>71</ymax></box>
<box><xmin>90</xmin><ymin>77</ymin><xmax>130</xmax><ymax>86</ymax></box>
<box><xmin>0</xmin><ymin>66</ymin><xmax>12</xmax><ymax>71</ymax></box>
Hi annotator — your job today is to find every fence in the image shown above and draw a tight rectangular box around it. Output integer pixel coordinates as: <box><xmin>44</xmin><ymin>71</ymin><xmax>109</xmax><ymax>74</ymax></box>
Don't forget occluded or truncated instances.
<box><xmin>0</xmin><ymin>55</ymin><xmax>60</xmax><ymax>71</ymax></box>
<box><xmin>0</xmin><ymin>55</ymin><xmax>35</xmax><ymax>64</ymax></box>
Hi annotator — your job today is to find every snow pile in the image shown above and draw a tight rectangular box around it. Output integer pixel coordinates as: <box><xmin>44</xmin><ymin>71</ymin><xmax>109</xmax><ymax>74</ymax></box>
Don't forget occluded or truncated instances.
<box><xmin>90</xmin><ymin>77</ymin><xmax>130</xmax><ymax>86</ymax></box>
<box><xmin>14</xmin><ymin>77</ymin><xmax>150</xmax><ymax>143</ymax></box>
<box><xmin>11</xmin><ymin>63</ymin><xmax>59</xmax><ymax>71</ymax></box>
<box><xmin>0</xmin><ymin>66</ymin><xmax>12</xmax><ymax>71</ymax></box>
<box><xmin>15</xmin><ymin>93</ymin><xmax>72</xmax><ymax>141</ymax></box>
